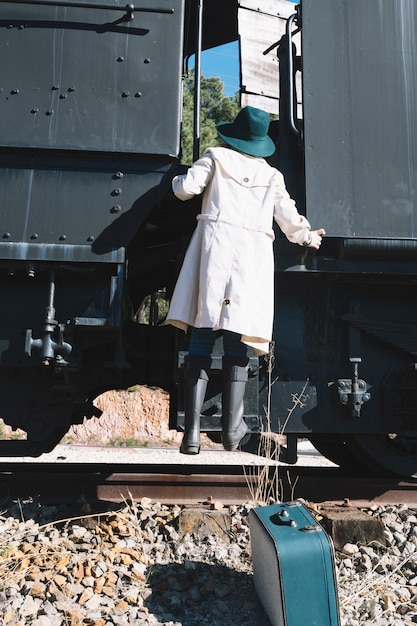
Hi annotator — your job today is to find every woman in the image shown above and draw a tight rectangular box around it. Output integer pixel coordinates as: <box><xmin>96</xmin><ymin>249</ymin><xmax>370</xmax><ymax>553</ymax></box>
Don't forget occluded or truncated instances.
<box><xmin>167</xmin><ymin>106</ymin><xmax>325</xmax><ymax>454</ymax></box>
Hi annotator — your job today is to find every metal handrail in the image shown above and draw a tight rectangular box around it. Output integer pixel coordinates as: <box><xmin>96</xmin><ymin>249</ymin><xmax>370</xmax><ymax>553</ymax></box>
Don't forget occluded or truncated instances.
<box><xmin>286</xmin><ymin>12</ymin><xmax>301</xmax><ymax>139</ymax></box>
<box><xmin>0</xmin><ymin>1</ymin><xmax>174</xmax><ymax>19</ymax></box>
<box><xmin>192</xmin><ymin>0</ymin><xmax>203</xmax><ymax>162</ymax></box>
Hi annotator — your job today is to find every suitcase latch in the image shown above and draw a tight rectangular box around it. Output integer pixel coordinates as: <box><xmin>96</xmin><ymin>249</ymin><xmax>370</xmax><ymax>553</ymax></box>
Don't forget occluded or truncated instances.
<box><xmin>300</xmin><ymin>524</ymin><xmax>320</xmax><ymax>532</ymax></box>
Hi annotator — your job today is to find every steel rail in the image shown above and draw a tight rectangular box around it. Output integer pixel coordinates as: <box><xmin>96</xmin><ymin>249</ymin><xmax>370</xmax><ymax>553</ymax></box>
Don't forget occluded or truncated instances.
<box><xmin>0</xmin><ymin>464</ymin><xmax>416</xmax><ymax>507</ymax></box>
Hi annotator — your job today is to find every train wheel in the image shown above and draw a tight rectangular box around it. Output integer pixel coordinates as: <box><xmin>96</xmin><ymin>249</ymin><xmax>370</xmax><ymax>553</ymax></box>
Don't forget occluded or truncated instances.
<box><xmin>240</xmin><ymin>433</ymin><xmax>262</xmax><ymax>454</ymax></box>
<box><xmin>206</xmin><ymin>432</ymin><xmax>262</xmax><ymax>453</ymax></box>
<box><xmin>344</xmin><ymin>434</ymin><xmax>417</xmax><ymax>478</ymax></box>
<box><xmin>206</xmin><ymin>432</ymin><xmax>222</xmax><ymax>444</ymax></box>
<box><xmin>308</xmin><ymin>435</ymin><xmax>368</xmax><ymax>472</ymax></box>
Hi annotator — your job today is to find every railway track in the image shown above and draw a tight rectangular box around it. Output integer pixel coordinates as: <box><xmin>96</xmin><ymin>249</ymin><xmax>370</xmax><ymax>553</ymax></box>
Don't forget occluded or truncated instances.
<box><xmin>0</xmin><ymin>462</ymin><xmax>416</xmax><ymax>508</ymax></box>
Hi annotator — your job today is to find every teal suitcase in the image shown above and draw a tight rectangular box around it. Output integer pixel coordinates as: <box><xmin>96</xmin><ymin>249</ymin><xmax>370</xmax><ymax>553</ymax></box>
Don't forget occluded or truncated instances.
<box><xmin>249</xmin><ymin>500</ymin><xmax>340</xmax><ymax>626</ymax></box>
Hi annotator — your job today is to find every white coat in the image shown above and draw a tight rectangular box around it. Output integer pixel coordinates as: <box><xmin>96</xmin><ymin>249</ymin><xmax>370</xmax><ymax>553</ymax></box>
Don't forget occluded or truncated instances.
<box><xmin>166</xmin><ymin>146</ymin><xmax>311</xmax><ymax>355</ymax></box>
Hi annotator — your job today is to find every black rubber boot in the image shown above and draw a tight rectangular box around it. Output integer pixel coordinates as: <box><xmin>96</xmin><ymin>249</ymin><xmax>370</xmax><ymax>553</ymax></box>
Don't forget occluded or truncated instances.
<box><xmin>221</xmin><ymin>357</ymin><xmax>249</xmax><ymax>451</ymax></box>
<box><xmin>180</xmin><ymin>355</ymin><xmax>211</xmax><ymax>455</ymax></box>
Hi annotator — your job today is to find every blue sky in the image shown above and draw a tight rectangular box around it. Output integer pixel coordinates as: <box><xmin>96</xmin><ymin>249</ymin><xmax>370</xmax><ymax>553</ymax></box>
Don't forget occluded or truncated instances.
<box><xmin>200</xmin><ymin>1</ymin><xmax>298</xmax><ymax>97</ymax></box>
<box><xmin>201</xmin><ymin>42</ymin><xmax>240</xmax><ymax>97</ymax></box>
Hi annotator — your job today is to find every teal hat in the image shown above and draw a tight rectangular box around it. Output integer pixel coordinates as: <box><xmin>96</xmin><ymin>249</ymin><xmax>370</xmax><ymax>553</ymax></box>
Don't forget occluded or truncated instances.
<box><xmin>217</xmin><ymin>106</ymin><xmax>275</xmax><ymax>157</ymax></box>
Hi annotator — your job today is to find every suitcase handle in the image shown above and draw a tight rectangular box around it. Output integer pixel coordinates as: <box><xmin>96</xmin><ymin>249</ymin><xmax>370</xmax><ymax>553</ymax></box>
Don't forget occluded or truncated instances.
<box><xmin>270</xmin><ymin>511</ymin><xmax>297</xmax><ymax>528</ymax></box>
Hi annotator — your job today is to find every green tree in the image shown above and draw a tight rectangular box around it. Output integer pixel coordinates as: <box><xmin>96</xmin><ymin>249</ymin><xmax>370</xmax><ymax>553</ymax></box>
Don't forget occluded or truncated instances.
<box><xmin>181</xmin><ymin>72</ymin><xmax>240</xmax><ymax>164</ymax></box>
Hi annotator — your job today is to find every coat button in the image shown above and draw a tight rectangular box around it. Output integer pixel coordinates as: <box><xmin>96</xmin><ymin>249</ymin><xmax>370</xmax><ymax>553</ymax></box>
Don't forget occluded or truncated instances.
<box><xmin>243</xmin><ymin>177</ymin><xmax>249</xmax><ymax>183</ymax></box>
<box><xmin>224</xmin><ymin>299</ymin><xmax>231</xmax><ymax>305</ymax></box>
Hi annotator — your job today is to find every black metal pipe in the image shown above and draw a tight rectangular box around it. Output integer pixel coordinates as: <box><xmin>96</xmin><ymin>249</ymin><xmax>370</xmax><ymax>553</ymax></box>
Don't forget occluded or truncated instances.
<box><xmin>192</xmin><ymin>0</ymin><xmax>203</xmax><ymax>162</ymax></box>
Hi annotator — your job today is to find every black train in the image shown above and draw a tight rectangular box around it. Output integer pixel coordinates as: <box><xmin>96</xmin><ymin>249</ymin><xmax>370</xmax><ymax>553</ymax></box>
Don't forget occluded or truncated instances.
<box><xmin>1</xmin><ymin>0</ymin><xmax>417</xmax><ymax>479</ymax></box>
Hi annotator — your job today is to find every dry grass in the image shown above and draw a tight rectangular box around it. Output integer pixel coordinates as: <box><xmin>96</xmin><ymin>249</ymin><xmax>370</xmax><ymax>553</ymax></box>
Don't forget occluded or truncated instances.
<box><xmin>0</xmin><ymin>499</ymin><xmax>149</xmax><ymax>590</ymax></box>
<box><xmin>242</xmin><ymin>353</ymin><xmax>417</xmax><ymax>623</ymax></box>
<box><xmin>244</xmin><ymin>344</ymin><xmax>307</xmax><ymax>507</ymax></box>
<box><xmin>338</xmin><ymin>551</ymin><xmax>417</xmax><ymax>623</ymax></box>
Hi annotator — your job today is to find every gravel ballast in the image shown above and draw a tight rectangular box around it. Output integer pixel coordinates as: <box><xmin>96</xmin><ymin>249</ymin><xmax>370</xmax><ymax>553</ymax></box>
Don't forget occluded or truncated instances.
<box><xmin>1</xmin><ymin>498</ymin><xmax>417</xmax><ymax>626</ymax></box>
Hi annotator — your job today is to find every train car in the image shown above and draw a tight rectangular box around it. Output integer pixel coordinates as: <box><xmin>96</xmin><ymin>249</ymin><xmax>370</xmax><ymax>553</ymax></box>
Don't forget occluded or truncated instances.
<box><xmin>266</xmin><ymin>0</ymin><xmax>417</xmax><ymax>478</ymax></box>
<box><xmin>0</xmin><ymin>0</ymin><xmax>195</xmax><ymax>455</ymax></box>
<box><xmin>1</xmin><ymin>0</ymin><xmax>417</xmax><ymax>479</ymax></box>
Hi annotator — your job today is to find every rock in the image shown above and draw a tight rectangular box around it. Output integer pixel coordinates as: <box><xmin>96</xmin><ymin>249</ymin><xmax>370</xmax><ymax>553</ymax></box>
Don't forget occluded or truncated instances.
<box><xmin>65</xmin><ymin>386</ymin><xmax>182</xmax><ymax>447</ymax></box>
<box><xmin>1</xmin><ymin>498</ymin><xmax>417</xmax><ymax>625</ymax></box>
<box><xmin>342</xmin><ymin>542</ymin><xmax>359</xmax><ymax>556</ymax></box>
<box><xmin>178</xmin><ymin>508</ymin><xmax>232</xmax><ymax>541</ymax></box>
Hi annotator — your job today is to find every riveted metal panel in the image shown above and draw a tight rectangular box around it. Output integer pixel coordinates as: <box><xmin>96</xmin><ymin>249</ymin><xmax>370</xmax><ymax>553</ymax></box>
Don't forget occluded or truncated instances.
<box><xmin>0</xmin><ymin>0</ymin><xmax>183</xmax><ymax>155</ymax></box>
<box><xmin>302</xmin><ymin>0</ymin><xmax>417</xmax><ymax>237</ymax></box>
<box><xmin>0</xmin><ymin>152</ymin><xmax>176</xmax><ymax>253</ymax></box>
